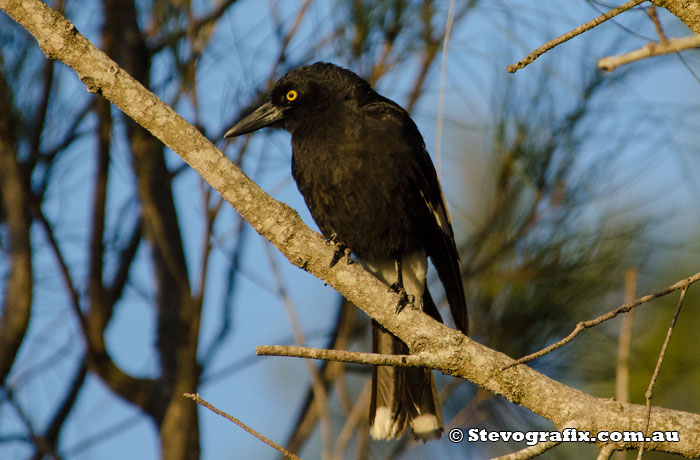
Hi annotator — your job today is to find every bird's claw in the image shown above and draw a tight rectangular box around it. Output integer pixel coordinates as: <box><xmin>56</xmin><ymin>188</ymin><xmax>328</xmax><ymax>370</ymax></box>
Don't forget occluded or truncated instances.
<box><xmin>327</xmin><ymin>234</ymin><xmax>353</xmax><ymax>268</ymax></box>
<box><xmin>325</xmin><ymin>233</ymin><xmax>338</xmax><ymax>245</ymax></box>
<box><xmin>388</xmin><ymin>283</ymin><xmax>414</xmax><ymax>314</ymax></box>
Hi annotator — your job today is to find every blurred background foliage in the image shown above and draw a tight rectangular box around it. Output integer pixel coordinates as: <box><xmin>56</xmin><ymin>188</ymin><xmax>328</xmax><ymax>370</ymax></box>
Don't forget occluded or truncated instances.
<box><xmin>1</xmin><ymin>0</ymin><xmax>699</xmax><ymax>459</ymax></box>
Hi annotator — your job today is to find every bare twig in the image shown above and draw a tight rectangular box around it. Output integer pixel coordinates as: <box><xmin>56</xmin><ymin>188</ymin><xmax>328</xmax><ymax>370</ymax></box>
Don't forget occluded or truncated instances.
<box><xmin>195</xmin><ymin>187</ymin><xmax>222</xmax><ymax>301</ymax></box>
<box><xmin>434</xmin><ymin>0</ymin><xmax>456</xmax><ymax>178</ymax></box>
<box><xmin>646</xmin><ymin>6</ymin><xmax>667</xmax><ymax>43</ymax></box>
<box><xmin>637</xmin><ymin>287</ymin><xmax>688</xmax><ymax>459</ymax></box>
<box><xmin>4</xmin><ymin>387</ymin><xmax>62</xmax><ymax>460</ymax></box>
<box><xmin>616</xmin><ymin>268</ymin><xmax>637</xmax><ymax>405</ymax></box>
<box><xmin>37</xmin><ymin>361</ymin><xmax>87</xmax><ymax>457</ymax></box>
<box><xmin>598</xmin><ymin>34</ymin><xmax>700</xmax><ymax>71</ymax></box>
<box><xmin>598</xmin><ymin>443</ymin><xmax>618</xmax><ymax>460</ymax></box>
<box><xmin>62</xmin><ymin>414</ymin><xmax>142</xmax><ymax>456</ymax></box>
<box><xmin>507</xmin><ymin>0</ymin><xmax>648</xmax><ymax>73</ymax></box>
<box><xmin>332</xmin><ymin>380</ymin><xmax>371</xmax><ymax>460</ymax></box>
<box><xmin>264</xmin><ymin>244</ymin><xmax>332</xmax><ymax>460</ymax></box>
<box><xmin>266</xmin><ymin>0</ymin><xmax>313</xmax><ymax>88</ymax></box>
<box><xmin>506</xmin><ymin>271</ymin><xmax>700</xmax><ymax>368</ymax></box>
<box><xmin>34</xmin><ymin>199</ymin><xmax>155</xmax><ymax>415</ymax></box>
<box><xmin>33</xmin><ymin>206</ymin><xmax>84</xmax><ymax>327</ymax></box>
<box><xmin>184</xmin><ymin>393</ymin><xmax>302</xmax><ymax>460</ymax></box>
<box><xmin>491</xmin><ymin>440</ymin><xmax>561</xmax><ymax>460</ymax></box>
<box><xmin>148</xmin><ymin>0</ymin><xmax>240</xmax><ymax>52</ymax></box>
<box><xmin>285</xmin><ymin>300</ymin><xmax>357</xmax><ymax>454</ymax></box>
<box><xmin>257</xmin><ymin>345</ymin><xmax>429</xmax><ymax>368</ymax></box>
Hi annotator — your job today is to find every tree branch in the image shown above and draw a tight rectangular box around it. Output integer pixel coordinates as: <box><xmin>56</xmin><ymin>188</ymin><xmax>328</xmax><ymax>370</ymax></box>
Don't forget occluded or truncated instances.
<box><xmin>652</xmin><ymin>0</ymin><xmax>700</xmax><ymax>35</ymax></box>
<box><xmin>491</xmin><ymin>440</ymin><xmax>561</xmax><ymax>460</ymax></box>
<box><xmin>148</xmin><ymin>0</ymin><xmax>241</xmax><ymax>53</ymax></box>
<box><xmin>505</xmin><ymin>271</ymin><xmax>700</xmax><ymax>368</ymax></box>
<box><xmin>33</xmin><ymin>178</ymin><xmax>157</xmax><ymax>417</ymax></box>
<box><xmin>3</xmin><ymin>1</ymin><xmax>699</xmax><ymax>456</ymax></box>
<box><xmin>183</xmin><ymin>393</ymin><xmax>301</xmax><ymax>460</ymax></box>
<box><xmin>637</xmin><ymin>287</ymin><xmax>688</xmax><ymax>459</ymax></box>
<box><xmin>598</xmin><ymin>34</ymin><xmax>700</xmax><ymax>71</ymax></box>
<box><xmin>507</xmin><ymin>0</ymin><xmax>648</xmax><ymax>73</ymax></box>
<box><xmin>597</xmin><ymin>443</ymin><xmax>618</xmax><ymax>460</ymax></box>
<box><xmin>0</xmin><ymin>75</ymin><xmax>33</xmax><ymax>382</ymax></box>
<box><xmin>256</xmin><ymin>345</ymin><xmax>430</xmax><ymax>367</ymax></box>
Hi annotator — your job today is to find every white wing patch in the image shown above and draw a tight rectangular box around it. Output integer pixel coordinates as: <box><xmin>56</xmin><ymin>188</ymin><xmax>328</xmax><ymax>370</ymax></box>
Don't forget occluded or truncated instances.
<box><xmin>420</xmin><ymin>190</ymin><xmax>447</xmax><ymax>233</ymax></box>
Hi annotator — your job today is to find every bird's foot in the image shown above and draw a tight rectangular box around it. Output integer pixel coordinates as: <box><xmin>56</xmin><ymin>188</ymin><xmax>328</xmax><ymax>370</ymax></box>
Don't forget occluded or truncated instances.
<box><xmin>325</xmin><ymin>233</ymin><xmax>338</xmax><ymax>245</ymax></box>
<box><xmin>388</xmin><ymin>283</ymin><xmax>415</xmax><ymax>314</ymax></box>
<box><xmin>327</xmin><ymin>233</ymin><xmax>353</xmax><ymax>268</ymax></box>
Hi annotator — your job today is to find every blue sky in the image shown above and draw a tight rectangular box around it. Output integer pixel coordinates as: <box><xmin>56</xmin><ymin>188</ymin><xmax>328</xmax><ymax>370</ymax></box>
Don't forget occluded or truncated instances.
<box><xmin>1</xmin><ymin>1</ymin><xmax>700</xmax><ymax>459</ymax></box>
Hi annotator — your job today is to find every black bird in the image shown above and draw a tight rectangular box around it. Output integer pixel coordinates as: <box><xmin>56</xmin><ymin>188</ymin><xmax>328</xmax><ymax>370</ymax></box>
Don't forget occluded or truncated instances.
<box><xmin>225</xmin><ymin>62</ymin><xmax>467</xmax><ymax>441</ymax></box>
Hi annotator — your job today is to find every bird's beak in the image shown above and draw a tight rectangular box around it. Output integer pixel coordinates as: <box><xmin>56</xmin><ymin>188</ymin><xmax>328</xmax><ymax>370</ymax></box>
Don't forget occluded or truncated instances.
<box><xmin>224</xmin><ymin>100</ymin><xmax>284</xmax><ymax>138</ymax></box>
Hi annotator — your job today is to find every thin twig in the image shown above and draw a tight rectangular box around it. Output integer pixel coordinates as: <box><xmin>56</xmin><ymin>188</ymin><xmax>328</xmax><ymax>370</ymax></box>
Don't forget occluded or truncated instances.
<box><xmin>506</xmin><ymin>271</ymin><xmax>700</xmax><ymax>369</ymax></box>
<box><xmin>507</xmin><ymin>0</ymin><xmax>648</xmax><ymax>73</ymax></box>
<box><xmin>597</xmin><ymin>443</ymin><xmax>618</xmax><ymax>460</ymax></box>
<box><xmin>266</xmin><ymin>0</ymin><xmax>313</xmax><ymax>88</ymax></box>
<box><xmin>62</xmin><ymin>414</ymin><xmax>142</xmax><ymax>456</ymax></box>
<box><xmin>636</xmin><ymin>287</ymin><xmax>688</xmax><ymax>459</ymax></box>
<box><xmin>434</xmin><ymin>0</ymin><xmax>456</xmax><ymax>178</ymax></box>
<box><xmin>184</xmin><ymin>393</ymin><xmax>302</xmax><ymax>460</ymax></box>
<box><xmin>195</xmin><ymin>187</ymin><xmax>221</xmax><ymax>301</ymax></box>
<box><xmin>332</xmin><ymin>380</ymin><xmax>371</xmax><ymax>460</ymax></box>
<box><xmin>616</xmin><ymin>268</ymin><xmax>636</xmax><ymax>405</ymax></box>
<box><xmin>148</xmin><ymin>0</ymin><xmax>241</xmax><ymax>52</ymax></box>
<box><xmin>4</xmin><ymin>387</ymin><xmax>62</xmax><ymax>460</ymax></box>
<box><xmin>598</xmin><ymin>34</ymin><xmax>700</xmax><ymax>71</ymax></box>
<box><xmin>257</xmin><ymin>345</ymin><xmax>429</xmax><ymax>367</ymax></box>
<box><xmin>264</xmin><ymin>244</ymin><xmax>332</xmax><ymax>460</ymax></box>
<box><xmin>646</xmin><ymin>6</ymin><xmax>667</xmax><ymax>43</ymax></box>
<box><xmin>33</xmin><ymin>205</ymin><xmax>85</xmax><ymax>329</ymax></box>
<box><xmin>491</xmin><ymin>440</ymin><xmax>561</xmax><ymax>460</ymax></box>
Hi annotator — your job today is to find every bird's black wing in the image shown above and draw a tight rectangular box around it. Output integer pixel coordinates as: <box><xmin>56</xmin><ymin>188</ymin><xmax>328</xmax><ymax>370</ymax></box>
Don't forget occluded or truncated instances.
<box><xmin>363</xmin><ymin>97</ymin><xmax>468</xmax><ymax>335</ymax></box>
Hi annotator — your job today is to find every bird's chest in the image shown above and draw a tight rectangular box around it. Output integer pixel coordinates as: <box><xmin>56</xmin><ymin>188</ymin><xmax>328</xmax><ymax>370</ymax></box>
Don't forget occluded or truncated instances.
<box><xmin>290</xmin><ymin>117</ymin><xmax>420</xmax><ymax>258</ymax></box>
<box><xmin>292</xmin><ymin>123</ymin><xmax>367</xmax><ymax>190</ymax></box>
<box><xmin>291</xmin><ymin>120</ymin><xmax>372</xmax><ymax>216</ymax></box>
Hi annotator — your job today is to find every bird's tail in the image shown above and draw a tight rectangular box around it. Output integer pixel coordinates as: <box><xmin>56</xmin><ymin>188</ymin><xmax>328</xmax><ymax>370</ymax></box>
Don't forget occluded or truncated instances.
<box><xmin>369</xmin><ymin>321</ymin><xmax>443</xmax><ymax>441</ymax></box>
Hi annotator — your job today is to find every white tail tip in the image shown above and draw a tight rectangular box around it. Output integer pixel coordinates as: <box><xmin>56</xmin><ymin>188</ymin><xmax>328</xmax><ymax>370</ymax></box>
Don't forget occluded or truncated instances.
<box><xmin>410</xmin><ymin>414</ymin><xmax>440</xmax><ymax>435</ymax></box>
<box><xmin>370</xmin><ymin>407</ymin><xmax>403</xmax><ymax>440</ymax></box>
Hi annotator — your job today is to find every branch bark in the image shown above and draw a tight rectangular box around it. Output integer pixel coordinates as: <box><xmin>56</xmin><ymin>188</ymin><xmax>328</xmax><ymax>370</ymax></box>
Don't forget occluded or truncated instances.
<box><xmin>2</xmin><ymin>0</ymin><xmax>699</xmax><ymax>457</ymax></box>
<box><xmin>598</xmin><ymin>34</ymin><xmax>700</xmax><ymax>71</ymax></box>
<box><xmin>653</xmin><ymin>0</ymin><xmax>700</xmax><ymax>34</ymax></box>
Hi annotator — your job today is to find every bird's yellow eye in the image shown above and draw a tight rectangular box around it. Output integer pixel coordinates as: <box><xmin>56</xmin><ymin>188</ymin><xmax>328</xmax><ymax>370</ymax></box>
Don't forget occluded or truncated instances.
<box><xmin>286</xmin><ymin>90</ymin><xmax>298</xmax><ymax>102</ymax></box>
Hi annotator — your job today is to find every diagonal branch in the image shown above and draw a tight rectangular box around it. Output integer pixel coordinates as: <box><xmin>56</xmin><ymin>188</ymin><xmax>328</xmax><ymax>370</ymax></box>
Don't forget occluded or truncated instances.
<box><xmin>34</xmin><ymin>203</ymin><xmax>157</xmax><ymax>415</ymax></box>
<box><xmin>505</xmin><ymin>271</ymin><xmax>700</xmax><ymax>368</ymax></box>
<box><xmin>184</xmin><ymin>393</ymin><xmax>302</xmax><ymax>460</ymax></box>
<box><xmin>3</xmin><ymin>1</ymin><xmax>699</xmax><ymax>457</ymax></box>
<box><xmin>637</xmin><ymin>286</ymin><xmax>688</xmax><ymax>459</ymax></box>
<box><xmin>30</xmin><ymin>360</ymin><xmax>87</xmax><ymax>460</ymax></box>
<box><xmin>507</xmin><ymin>0</ymin><xmax>648</xmax><ymax>73</ymax></box>
<box><xmin>264</xmin><ymin>243</ymin><xmax>332</xmax><ymax>460</ymax></box>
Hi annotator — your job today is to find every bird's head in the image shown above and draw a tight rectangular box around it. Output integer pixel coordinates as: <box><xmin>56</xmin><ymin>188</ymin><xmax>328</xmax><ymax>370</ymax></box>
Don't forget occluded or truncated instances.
<box><xmin>224</xmin><ymin>62</ymin><xmax>372</xmax><ymax>138</ymax></box>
